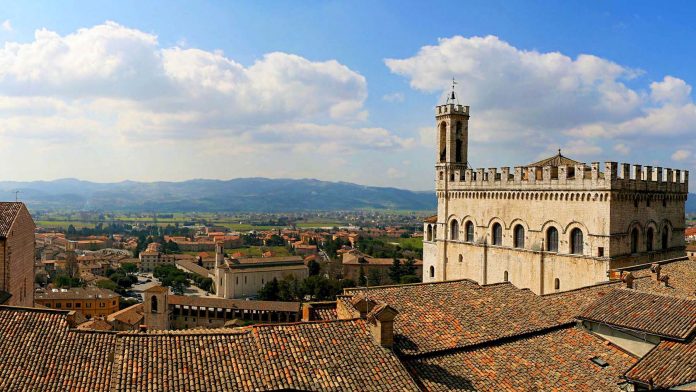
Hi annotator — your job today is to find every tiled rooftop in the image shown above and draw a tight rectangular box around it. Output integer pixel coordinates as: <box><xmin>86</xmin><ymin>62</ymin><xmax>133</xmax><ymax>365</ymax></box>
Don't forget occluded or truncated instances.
<box><xmin>0</xmin><ymin>202</ymin><xmax>22</xmax><ymax>238</ymax></box>
<box><xmin>0</xmin><ymin>307</ymin><xmax>116</xmax><ymax>391</ymax></box>
<box><xmin>625</xmin><ymin>337</ymin><xmax>696</xmax><ymax>389</ymax></box>
<box><xmin>0</xmin><ymin>306</ymin><xmax>418</xmax><ymax>392</ymax></box>
<box><xmin>35</xmin><ymin>287</ymin><xmax>120</xmax><ymax>300</ymax></box>
<box><xmin>578</xmin><ymin>289</ymin><xmax>696</xmax><ymax>340</ymax></box>
<box><xmin>168</xmin><ymin>294</ymin><xmax>301</xmax><ymax>312</ymax></box>
<box><xmin>344</xmin><ymin>279</ymin><xmax>618</xmax><ymax>356</ymax></box>
<box><xmin>405</xmin><ymin>326</ymin><xmax>637</xmax><ymax>392</ymax></box>
<box><xmin>631</xmin><ymin>258</ymin><xmax>696</xmax><ymax>299</ymax></box>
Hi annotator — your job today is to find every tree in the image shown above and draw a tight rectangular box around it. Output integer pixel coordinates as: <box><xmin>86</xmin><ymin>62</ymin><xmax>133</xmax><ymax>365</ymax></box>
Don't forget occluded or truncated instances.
<box><xmin>121</xmin><ymin>262</ymin><xmax>138</xmax><ymax>275</ymax></box>
<box><xmin>402</xmin><ymin>257</ymin><xmax>416</xmax><ymax>277</ymax></box>
<box><xmin>258</xmin><ymin>278</ymin><xmax>280</xmax><ymax>301</ymax></box>
<box><xmin>96</xmin><ymin>279</ymin><xmax>120</xmax><ymax>292</ymax></box>
<box><xmin>358</xmin><ymin>265</ymin><xmax>367</xmax><ymax>286</ymax></box>
<box><xmin>388</xmin><ymin>258</ymin><xmax>403</xmax><ymax>283</ymax></box>
<box><xmin>367</xmin><ymin>268</ymin><xmax>383</xmax><ymax>286</ymax></box>
<box><xmin>67</xmin><ymin>224</ymin><xmax>77</xmax><ymax>236</ymax></box>
<box><xmin>400</xmin><ymin>275</ymin><xmax>420</xmax><ymax>284</ymax></box>
<box><xmin>307</xmin><ymin>259</ymin><xmax>321</xmax><ymax>276</ymax></box>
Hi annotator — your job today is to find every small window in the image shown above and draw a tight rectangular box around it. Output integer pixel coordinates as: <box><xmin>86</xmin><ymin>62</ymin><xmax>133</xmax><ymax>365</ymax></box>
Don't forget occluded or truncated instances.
<box><xmin>75</xmin><ymin>303</ymin><xmax>81</xmax><ymax>308</ymax></box>
<box><xmin>514</xmin><ymin>225</ymin><xmax>525</xmax><ymax>248</ymax></box>
<box><xmin>598</xmin><ymin>247</ymin><xmax>604</xmax><ymax>257</ymax></box>
<box><xmin>634</xmin><ymin>198</ymin><xmax>639</xmax><ymax>208</ymax></box>
<box><xmin>646</xmin><ymin>198</ymin><xmax>651</xmax><ymax>207</ymax></box>
<box><xmin>662</xmin><ymin>227</ymin><xmax>669</xmax><ymax>250</ymax></box>
<box><xmin>55</xmin><ymin>303</ymin><xmax>62</xmax><ymax>309</ymax></box>
<box><xmin>450</xmin><ymin>220</ymin><xmax>459</xmax><ymax>240</ymax></box>
<box><xmin>429</xmin><ymin>266</ymin><xmax>435</xmax><ymax>278</ymax></box>
<box><xmin>646</xmin><ymin>228</ymin><xmax>654</xmax><ymax>252</ymax></box>
<box><xmin>427</xmin><ymin>225</ymin><xmax>433</xmax><ymax>242</ymax></box>
<box><xmin>503</xmin><ymin>271</ymin><xmax>508</xmax><ymax>282</ymax></box>
<box><xmin>554</xmin><ymin>278</ymin><xmax>560</xmax><ymax>291</ymax></box>
<box><xmin>86</xmin><ymin>303</ymin><xmax>91</xmax><ymax>308</ymax></box>
<box><xmin>631</xmin><ymin>228</ymin><xmax>639</xmax><ymax>254</ymax></box>
<box><xmin>465</xmin><ymin>221</ymin><xmax>474</xmax><ymax>242</ymax></box>
<box><xmin>66</xmin><ymin>303</ymin><xmax>72</xmax><ymax>308</ymax></box>
<box><xmin>458</xmin><ymin>254</ymin><xmax>463</xmax><ymax>263</ymax></box>
<box><xmin>662</xmin><ymin>198</ymin><xmax>667</xmax><ymax>208</ymax></box>
<box><xmin>492</xmin><ymin>223</ymin><xmax>502</xmax><ymax>246</ymax></box>
<box><xmin>100</xmin><ymin>303</ymin><xmax>105</xmax><ymax>308</ymax></box>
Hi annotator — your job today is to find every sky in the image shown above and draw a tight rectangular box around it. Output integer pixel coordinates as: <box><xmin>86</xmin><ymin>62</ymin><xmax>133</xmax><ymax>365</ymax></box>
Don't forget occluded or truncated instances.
<box><xmin>0</xmin><ymin>1</ymin><xmax>695</xmax><ymax>191</ymax></box>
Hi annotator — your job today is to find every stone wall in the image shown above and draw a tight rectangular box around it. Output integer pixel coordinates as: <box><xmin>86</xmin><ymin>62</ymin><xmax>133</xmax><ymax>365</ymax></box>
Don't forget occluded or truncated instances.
<box><xmin>3</xmin><ymin>206</ymin><xmax>36</xmax><ymax>306</ymax></box>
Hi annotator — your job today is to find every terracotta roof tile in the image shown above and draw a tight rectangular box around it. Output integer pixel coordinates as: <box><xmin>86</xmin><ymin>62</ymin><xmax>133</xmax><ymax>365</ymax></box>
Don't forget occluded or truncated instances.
<box><xmin>625</xmin><ymin>337</ymin><xmax>696</xmax><ymax>389</ymax></box>
<box><xmin>0</xmin><ymin>202</ymin><xmax>22</xmax><ymax>238</ymax></box>
<box><xmin>406</xmin><ymin>326</ymin><xmax>637</xmax><ymax>392</ymax></box>
<box><xmin>578</xmin><ymin>289</ymin><xmax>696</xmax><ymax>340</ymax></box>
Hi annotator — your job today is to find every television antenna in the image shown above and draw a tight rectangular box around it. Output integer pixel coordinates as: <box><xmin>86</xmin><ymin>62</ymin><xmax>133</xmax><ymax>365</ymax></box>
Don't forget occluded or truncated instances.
<box><xmin>13</xmin><ymin>190</ymin><xmax>20</xmax><ymax>202</ymax></box>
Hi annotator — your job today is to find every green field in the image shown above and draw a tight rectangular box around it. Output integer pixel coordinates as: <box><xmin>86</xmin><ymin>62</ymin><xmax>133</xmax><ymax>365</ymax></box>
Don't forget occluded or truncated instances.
<box><xmin>378</xmin><ymin>236</ymin><xmax>423</xmax><ymax>251</ymax></box>
<box><xmin>184</xmin><ymin>246</ymin><xmax>291</xmax><ymax>257</ymax></box>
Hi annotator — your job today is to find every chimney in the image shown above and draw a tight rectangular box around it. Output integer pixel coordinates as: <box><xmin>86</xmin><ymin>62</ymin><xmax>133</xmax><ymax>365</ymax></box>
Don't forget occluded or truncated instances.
<box><xmin>139</xmin><ymin>324</ymin><xmax>148</xmax><ymax>333</ymax></box>
<box><xmin>650</xmin><ymin>263</ymin><xmax>661</xmax><ymax>281</ymax></box>
<box><xmin>302</xmin><ymin>303</ymin><xmax>313</xmax><ymax>322</ymax></box>
<box><xmin>366</xmin><ymin>304</ymin><xmax>399</xmax><ymax>348</ymax></box>
<box><xmin>658</xmin><ymin>274</ymin><xmax>670</xmax><ymax>287</ymax></box>
<box><xmin>621</xmin><ymin>271</ymin><xmax>635</xmax><ymax>289</ymax></box>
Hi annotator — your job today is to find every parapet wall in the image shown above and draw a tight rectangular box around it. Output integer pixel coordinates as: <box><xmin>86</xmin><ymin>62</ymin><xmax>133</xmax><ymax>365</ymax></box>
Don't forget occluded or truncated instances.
<box><xmin>436</xmin><ymin>162</ymin><xmax>689</xmax><ymax>193</ymax></box>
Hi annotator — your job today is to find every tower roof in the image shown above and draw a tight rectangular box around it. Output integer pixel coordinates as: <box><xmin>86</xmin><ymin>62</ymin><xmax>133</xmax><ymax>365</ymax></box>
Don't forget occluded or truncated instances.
<box><xmin>526</xmin><ymin>149</ymin><xmax>581</xmax><ymax>167</ymax></box>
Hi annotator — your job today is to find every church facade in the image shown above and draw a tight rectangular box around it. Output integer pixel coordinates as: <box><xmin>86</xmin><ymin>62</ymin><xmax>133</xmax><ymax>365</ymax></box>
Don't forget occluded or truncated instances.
<box><xmin>423</xmin><ymin>103</ymin><xmax>689</xmax><ymax>294</ymax></box>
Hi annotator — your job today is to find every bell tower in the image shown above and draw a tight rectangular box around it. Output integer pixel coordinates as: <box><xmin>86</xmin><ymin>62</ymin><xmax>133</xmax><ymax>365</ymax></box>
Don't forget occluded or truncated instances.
<box><xmin>435</xmin><ymin>81</ymin><xmax>470</xmax><ymax>186</ymax></box>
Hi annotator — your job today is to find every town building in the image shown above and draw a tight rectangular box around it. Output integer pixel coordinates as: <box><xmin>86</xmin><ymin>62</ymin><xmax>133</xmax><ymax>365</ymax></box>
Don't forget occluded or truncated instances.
<box><xmin>138</xmin><ymin>243</ymin><xmax>177</xmax><ymax>272</ymax></box>
<box><xmin>142</xmin><ymin>285</ymin><xmax>302</xmax><ymax>330</ymax></box>
<box><xmin>342</xmin><ymin>250</ymin><xmax>423</xmax><ymax>284</ymax></box>
<box><xmin>423</xmin><ymin>100</ymin><xmax>689</xmax><ymax>293</ymax></box>
<box><xmin>213</xmin><ymin>243</ymin><xmax>308</xmax><ymax>299</ymax></box>
<box><xmin>0</xmin><ymin>202</ymin><xmax>36</xmax><ymax>307</ymax></box>
<box><xmin>106</xmin><ymin>303</ymin><xmax>144</xmax><ymax>331</ymax></box>
<box><xmin>35</xmin><ymin>287</ymin><xmax>120</xmax><ymax>318</ymax></box>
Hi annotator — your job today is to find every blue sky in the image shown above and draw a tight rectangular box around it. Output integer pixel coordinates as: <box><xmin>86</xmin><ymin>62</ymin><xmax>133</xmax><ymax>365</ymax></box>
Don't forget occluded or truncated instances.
<box><xmin>0</xmin><ymin>1</ymin><xmax>694</xmax><ymax>191</ymax></box>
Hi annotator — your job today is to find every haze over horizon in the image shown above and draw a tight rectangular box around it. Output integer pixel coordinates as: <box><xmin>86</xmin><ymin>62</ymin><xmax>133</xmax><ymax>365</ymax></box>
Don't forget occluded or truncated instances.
<box><xmin>1</xmin><ymin>1</ymin><xmax>695</xmax><ymax>192</ymax></box>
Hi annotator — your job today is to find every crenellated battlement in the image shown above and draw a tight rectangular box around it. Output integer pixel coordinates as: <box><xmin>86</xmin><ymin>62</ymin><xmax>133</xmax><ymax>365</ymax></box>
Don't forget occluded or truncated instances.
<box><xmin>435</xmin><ymin>162</ymin><xmax>689</xmax><ymax>193</ymax></box>
<box><xmin>435</xmin><ymin>104</ymin><xmax>470</xmax><ymax>116</ymax></box>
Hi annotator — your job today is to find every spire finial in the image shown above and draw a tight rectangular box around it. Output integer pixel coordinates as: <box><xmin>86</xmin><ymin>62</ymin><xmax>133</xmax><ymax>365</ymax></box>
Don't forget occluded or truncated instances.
<box><xmin>558</xmin><ymin>148</ymin><xmax>562</xmax><ymax>156</ymax></box>
<box><xmin>446</xmin><ymin>77</ymin><xmax>458</xmax><ymax>104</ymax></box>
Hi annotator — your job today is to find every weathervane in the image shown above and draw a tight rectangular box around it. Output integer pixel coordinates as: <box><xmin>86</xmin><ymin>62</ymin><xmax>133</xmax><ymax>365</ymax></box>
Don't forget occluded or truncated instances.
<box><xmin>446</xmin><ymin>77</ymin><xmax>459</xmax><ymax>104</ymax></box>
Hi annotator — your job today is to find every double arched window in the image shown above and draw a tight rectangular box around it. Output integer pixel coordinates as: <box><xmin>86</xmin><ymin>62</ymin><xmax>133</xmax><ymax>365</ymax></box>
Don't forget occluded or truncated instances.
<box><xmin>546</xmin><ymin>227</ymin><xmax>559</xmax><ymax>252</ymax></box>
<box><xmin>646</xmin><ymin>228</ymin><xmax>654</xmax><ymax>252</ymax></box>
<box><xmin>465</xmin><ymin>221</ymin><xmax>474</xmax><ymax>242</ymax></box>
<box><xmin>513</xmin><ymin>225</ymin><xmax>525</xmax><ymax>248</ymax></box>
<box><xmin>492</xmin><ymin>223</ymin><xmax>502</xmax><ymax>246</ymax></box>
<box><xmin>570</xmin><ymin>228</ymin><xmax>583</xmax><ymax>255</ymax></box>
<box><xmin>450</xmin><ymin>220</ymin><xmax>459</xmax><ymax>240</ymax></box>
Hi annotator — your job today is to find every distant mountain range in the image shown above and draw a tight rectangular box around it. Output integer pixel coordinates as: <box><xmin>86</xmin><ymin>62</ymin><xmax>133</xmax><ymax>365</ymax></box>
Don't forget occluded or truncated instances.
<box><xmin>0</xmin><ymin>178</ymin><xmax>437</xmax><ymax>212</ymax></box>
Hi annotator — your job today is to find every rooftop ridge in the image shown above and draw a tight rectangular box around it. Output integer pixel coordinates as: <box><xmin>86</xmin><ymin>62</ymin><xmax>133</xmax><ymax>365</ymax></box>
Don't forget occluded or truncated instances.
<box><xmin>540</xmin><ymin>279</ymin><xmax>622</xmax><ymax>298</ymax></box>
<box><xmin>343</xmin><ymin>278</ymin><xmax>480</xmax><ymax>293</ymax></box>
<box><xmin>0</xmin><ymin>305</ymin><xmax>71</xmax><ymax>315</ymax></box>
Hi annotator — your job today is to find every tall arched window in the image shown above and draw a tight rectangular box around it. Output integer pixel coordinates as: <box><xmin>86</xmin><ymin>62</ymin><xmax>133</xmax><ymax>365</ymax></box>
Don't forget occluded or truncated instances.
<box><xmin>450</xmin><ymin>220</ymin><xmax>459</xmax><ymax>240</ymax></box>
<box><xmin>465</xmin><ymin>221</ymin><xmax>474</xmax><ymax>242</ymax></box>
<box><xmin>455</xmin><ymin>121</ymin><xmax>463</xmax><ymax>163</ymax></box>
<box><xmin>429</xmin><ymin>266</ymin><xmax>435</xmax><ymax>278</ymax></box>
<box><xmin>151</xmin><ymin>295</ymin><xmax>158</xmax><ymax>313</ymax></box>
<box><xmin>514</xmin><ymin>225</ymin><xmax>525</xmax><ymax>248</ymax></box>
<box><xmin>646</xmin><ymin>228</ymin><xmax>654</xmax><ymax>252</ymax></box>
<box><xmin>427</xmin><ymin>225</ymin><xmax>433</xmax><ymax>242</ymax></box>
<box><xmin>570</xmin><ymin>228</ymin><xmax>583</xmax><ymax>255</ymax></box>
<box><xmin>439</xmin><ymin>122</ymin><xmax>447</xmax><ymax>162</ymax></box>
<box><xmin>492</xmin><ymin>223</ymin><xmax>502</xmax><ymax>246</ymax></box>
<box><xmin>433</xmin><ymin>226</ymin><xmax>438</xmax><ymax>240</ymax></box>
<box><xmin>546</xmin><ymin>227</ymin><xmax>559</xmax><ymax>252</ymax></box>
<box><xmin>662</xmin><ymin>227</ymin><xmax>669</xmax><ymax>250</ymax></box>
<box><xmin>503</xmin><ymin>271</ymin><xmax>508</xmax><ymax>282</ymax></box>
<box><xmin>631</xmin><ymin>228</ymin><xmax>639</xmax><ymax>254</ymax></box>
<box><xmin>554</xmin><ymin>278</ymin><xmax>560</xmax><ymax>291</ymax></box>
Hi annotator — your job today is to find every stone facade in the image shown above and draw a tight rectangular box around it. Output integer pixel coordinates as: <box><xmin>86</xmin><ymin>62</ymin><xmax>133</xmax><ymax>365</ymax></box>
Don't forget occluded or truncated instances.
<box><xmin>423</xmin><ymin>104</ymin><xmax>689</xmax><ymax>294</ymax></box>
<box><xmin>0</xmin><ymin>203</ymin><xmax>36</xmax><ymax>307</ymax></box>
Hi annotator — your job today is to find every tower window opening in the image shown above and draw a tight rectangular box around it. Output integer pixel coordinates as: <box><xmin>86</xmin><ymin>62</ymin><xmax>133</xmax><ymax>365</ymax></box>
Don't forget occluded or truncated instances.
<box><xmin>450</xmin><ymin>220</ymin><xmax>459</xmax><ymax>240</ymax></box>
<box><xmin>503</xmin><ymin>271</ymin><xmax>509</xmax><ymax>282</ymax></box>
<box><xmin>547</xmin><ymin>227</ymin><xmax>559</xmax><ymax>252</ymax></box>
<box><xmin>429</xmin><ymin>266</ymin><xmax>435</xmax><ymax>278</ymax></box>
<box><xmin>554</xmin><ymin>278</ymin><xmax>560</xmax><ymax>291</ymax></box>
<box><xmin>439</xmin><ymin>122</ymin><xmax>447</xmax><ymax>162</ymax></box>
<box><xmin>492</xmin><ymin>223</ymin><xmax>502</xmax><ymax>246</ymax></box>
<box><xmin>514</xmin><ymin>225</ymin><xmax>525</xmax><ymax>249</ymax></box>
<box><xmin>646</xmin><ymin>228</ymin><xmax>654</xmax><ymax>252</ymax></box>
<box><xmin>151</xmin><ymin>296</ymin><xmax>158</xmax><ymax>313</ymax></box>
<box><xmin>427</xmin><ymin>225</ymin><xmax>433</xmax><ymax>242</ymax></box>
<box><xmin>570</xmin><ymin>228</ymin><xmax>583</xmax><ymax>255</ymax></box>
<box><xmin>465</xmin><ymin>221</ymin><xmax>474</xmax><ymax>242</ymax></box>
<box><xmin>662</xmin><ymin>227</ymin><xmax>669</xmax><ymax>250</ymax></box>
<box><xmin>631</xmin><ymin>228</ymin><xmax>639</xmax><ymax>254</ymax></box>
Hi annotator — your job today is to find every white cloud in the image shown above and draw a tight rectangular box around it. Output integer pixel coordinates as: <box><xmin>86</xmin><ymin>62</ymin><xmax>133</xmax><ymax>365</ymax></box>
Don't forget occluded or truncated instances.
<box><xmin>382</xmin><ymin>92</ymin><xmax>404</xmax><ymax>103</ymax></box>
<box><xmin>613</xmin><ymin>143</ymin><xmax>631</xmax><ymax>155</ymax></box>
<box><xmin>387</xmin><ymin>167</ymin><xmax>406</xmax><ymax>179</ymax></box>
<box><xmin>1</xmin><ymin>20</ymin><xmax>12</xmax><ymax>32</ymax></box>
<box><xmin>0</xmin><ymin>21</ymin><xmax>407</xmax><ymax>153</ymax></box>
<box><xmin>672</xmin><ymin>149</ymin><xmax>692</xmax><ymax>161</ymax></box>
<box><xmin>386</xmin><ymin>35</ymin><xmax>696</xmax><ymax>183</ymax></box>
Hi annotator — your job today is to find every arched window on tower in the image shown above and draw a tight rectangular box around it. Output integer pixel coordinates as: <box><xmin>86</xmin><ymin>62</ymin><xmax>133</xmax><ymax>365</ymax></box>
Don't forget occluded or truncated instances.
<box><xmin>450</xmin><ymin>220</ymin><xmax>459</xmax><ymax>240</ymax></box>
<box><xmin>554</xmin><ymin>278</ymin><xmax>560</xmax><ymax>291</ymax></box>
<box><xmin>514</xmin><ymin>225</ymin><xmax>525</xmax><ymax>248</ymax></box>
<box><xmin>439</xmin><ymin>122</ymin><xmax>447</xmax><ymax>162</ymax></box>
<box><xmin>662</xmin><ymin>226</ymin><xmax>670</xmax><ymax>250</ymax></box>
<box><xmin>646</xmin><ymin>228</ymin><xmax>654</xmax><ymax>252</ymax></box>
<box><xmin>429</xmin><ymin>266</ymin><xmax>435</xmax><ymax>278</ymax></box>
<box><xmin>465</xmin><ymin>221</ymin><xmax>474</xmax><ymax>242</ymax></box>
<box><xmin>503</xmin><ymin>271</ymin><xmax>509</xmax><ymax>282</ymax></box>
<box><xmin>546</xmin><ymin>227</ymin><xmax>559</xmax><ymax>252</ymax></box>
<box><xmin>151</xmin><ymin>295</ymin><xmax>158</xmax><ymax>313</ymax></box>
<box><xmin>570</xmin><ymin>228</ymin><xmax>583</xmax><ymax>255</ymax></box>
<box><xmin>631</xmin><ymin>228</ymin><xmax>639</xmax><ymax>254</ymax></box>
<box><xmin>427</xmin><ymin>225</ymin><xmax>433</xmax><ymax>242</ymax></box>
<box><xmin>455</xmin><ymin>121</ymin><xmax>463</xmax><ymax>163</ymax></box>
<box><xmin>492</xmin><ymin>223</ymin><xmax>502</xmax><ymax>246</ymax></box>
